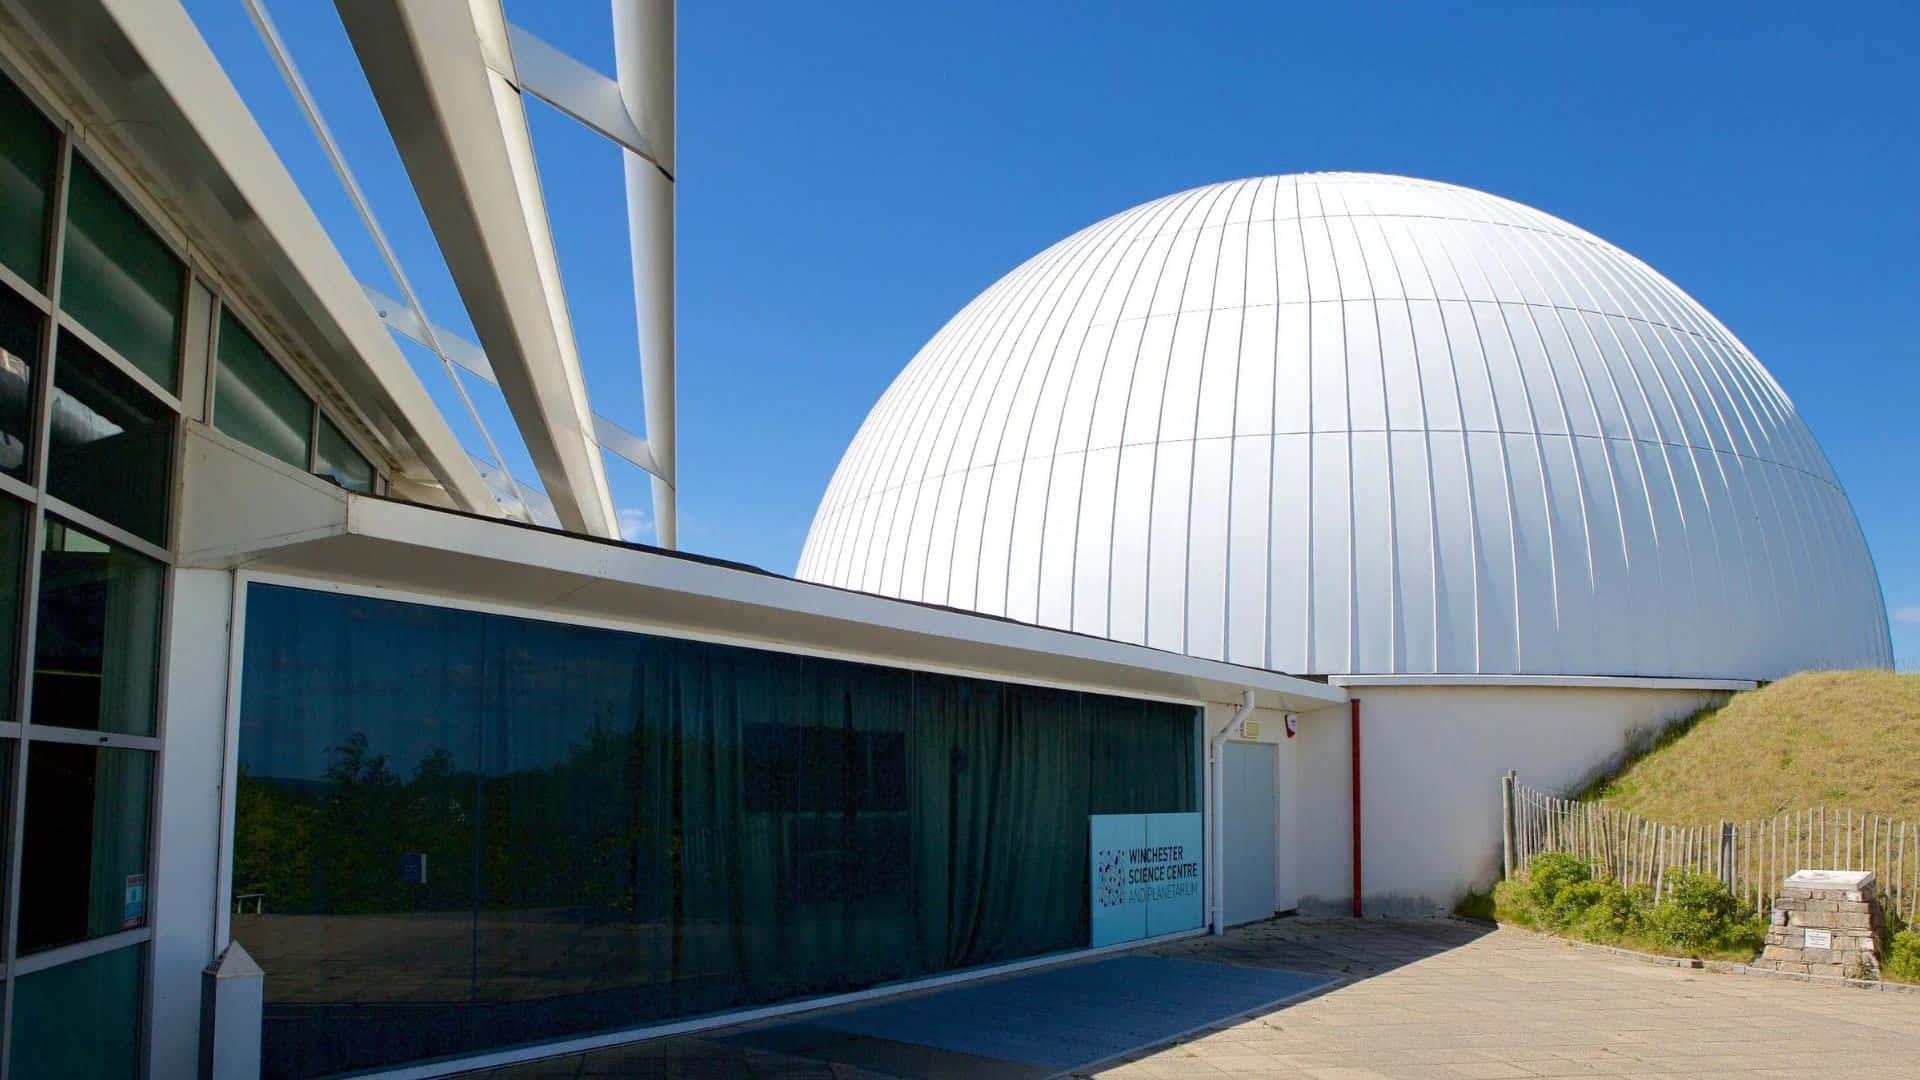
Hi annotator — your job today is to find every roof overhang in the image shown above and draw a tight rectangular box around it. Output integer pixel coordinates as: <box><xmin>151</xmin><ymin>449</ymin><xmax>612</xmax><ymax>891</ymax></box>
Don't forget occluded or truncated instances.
<box><xmin>1329</xmin><ymin>674</ymin><xmax>1759</xmax><ymax>692</ymax></box>
<box><xmin>179</xmin><ymin>424</ymin><xmax>1345</xmax><ymax>714</ymax></box>
<box><xmin>333</xmin><ymin>0</ymin><xmax>620</xmax><ymax>538</ymax></box>
<box><xmin>0</xmin><ymin>0</ymin><xmax>497</xmax><ymax>514</ymax></box>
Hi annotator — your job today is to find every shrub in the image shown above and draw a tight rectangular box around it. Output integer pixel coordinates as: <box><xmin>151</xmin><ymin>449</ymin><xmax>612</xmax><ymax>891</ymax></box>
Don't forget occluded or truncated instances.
<box><xmin>1646</xmin><ymin>870</ymin><xmax>1764</xmax><ymax>955</ymax></box>
<box><xmin>1527</xmin><ymin>852</ymin><xmax>1592</xmax><ymax>911</ymax></box>
<box><xmin>1886</xmin><ymin>929</ymin><xmax>1920</xmax><ymax>984</ymax></box>
<box><xmin>1490</xmin><ymin>877</ymin><xmax>1537</xmax><ymax>928</ymax></box>
<box><xmin>1569</xmin><ymin>880</ymin><xmax>1644</xmax><ymax>943</ymax></box>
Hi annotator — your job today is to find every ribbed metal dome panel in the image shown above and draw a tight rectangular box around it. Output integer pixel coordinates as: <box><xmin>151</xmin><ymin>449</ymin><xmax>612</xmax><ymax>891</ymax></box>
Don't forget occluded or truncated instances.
<box><xmin>798</xmin><ymin>173</ymin><xmax>1892</xmax><ymax>680</ymax></box>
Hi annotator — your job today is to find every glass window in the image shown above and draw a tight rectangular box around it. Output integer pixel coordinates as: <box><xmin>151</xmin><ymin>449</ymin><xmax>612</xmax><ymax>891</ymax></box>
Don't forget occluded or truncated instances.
<box><xmin>314</xmin><ymin>413</ymin><xmax>373</xmax><ymax>493</ymax></box>
<box><xmin>17</xmin><ymin>743</ymin><xmax>151</xmax><ymax>954</ymax></box>
<box><xmin>237</xmin><ymin>583</ymin><xmax>1198</xmax><ymax>1078</ymax></box>
<box><xmin>0</xmin><ymin>72</ymin><xmax>57</xmax><ymax>288</ymax></box>
<box><xmin>214</xmin><ymin>309</ymin><xmax>310</xmax><ymax>469</ymax></box>
<box><xmin>59</xmin><ymin>157</ymin><xmax>181</xmax><ymax>390</ymax></box>
<box><xmin>0</xmin><ymin>285</ymin><xmax>39</xmax><ymax>481</ymax></box>
<box><xmin>9</xmin><ymin>943</ymin><xmax>144</xmax><ymax>1080</ymax></box>
<box><xmin>32</xmin><ymin>519</ymin><xmax>163</xmax><ymax>735</ymax></box>
<box><xmin>49</xmin><ymin>333</ymin><xmax>172</xmax><ymax>545</ymax></box>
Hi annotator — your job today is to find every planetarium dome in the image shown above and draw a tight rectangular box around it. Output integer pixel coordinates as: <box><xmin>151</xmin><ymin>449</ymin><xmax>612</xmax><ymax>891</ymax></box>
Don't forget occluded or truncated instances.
<box><xmin>798</xmin><ymin>173</ymin><xmax>1891</xmax><ymax>680</ymax></box>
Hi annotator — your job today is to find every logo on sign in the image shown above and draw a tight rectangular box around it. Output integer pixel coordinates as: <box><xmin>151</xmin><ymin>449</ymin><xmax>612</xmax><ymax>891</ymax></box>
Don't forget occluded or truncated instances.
<box><xmin>1096</xmin><ymin>849</ymin><xmax>1128</xmax><ymax>907</ymax></box>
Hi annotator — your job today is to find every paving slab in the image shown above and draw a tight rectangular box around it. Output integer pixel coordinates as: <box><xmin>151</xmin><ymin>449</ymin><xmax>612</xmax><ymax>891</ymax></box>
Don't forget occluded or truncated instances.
<box><xmin>466</xmin><ymin>918</ymin><xmax>1920</xmax><ymax>1078</ymax></box>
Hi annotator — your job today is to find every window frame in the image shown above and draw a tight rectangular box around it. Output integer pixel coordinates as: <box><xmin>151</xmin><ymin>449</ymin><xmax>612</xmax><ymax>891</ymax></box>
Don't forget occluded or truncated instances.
<box><xmin>0</xmin><ymin>60</ymin><xmax>183</xmax><ymax>1080</ymax></box>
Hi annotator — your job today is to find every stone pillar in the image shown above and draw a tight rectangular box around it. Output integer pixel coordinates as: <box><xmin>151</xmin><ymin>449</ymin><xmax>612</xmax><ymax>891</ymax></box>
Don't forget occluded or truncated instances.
<box><xmin>1754</xmin><ymin>869</ymin><xmax>1886</xmax><ymax>979</ymax></box>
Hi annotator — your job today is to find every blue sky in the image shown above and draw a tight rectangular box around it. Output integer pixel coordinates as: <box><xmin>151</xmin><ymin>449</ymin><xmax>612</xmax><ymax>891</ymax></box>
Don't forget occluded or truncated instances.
<box><xmin>185</xmin><ymin>1</ymin><xmax>1918</xmax><ymax>670</ymax></box>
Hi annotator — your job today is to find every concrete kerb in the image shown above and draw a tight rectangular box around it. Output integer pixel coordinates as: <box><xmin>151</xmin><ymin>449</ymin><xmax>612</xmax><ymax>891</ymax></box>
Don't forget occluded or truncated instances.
<box><xmin>1500</xmin><ymin>922</ymin><xmax>1920</xmax><ymax>994</ymax></box>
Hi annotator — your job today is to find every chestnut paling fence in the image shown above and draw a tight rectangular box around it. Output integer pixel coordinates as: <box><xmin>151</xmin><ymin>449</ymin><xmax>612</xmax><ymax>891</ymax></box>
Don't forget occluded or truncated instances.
<box><xmin>1501</xmin><ymin>773</ymin><xmax>1919</xmax><ymax>923</ymax></box>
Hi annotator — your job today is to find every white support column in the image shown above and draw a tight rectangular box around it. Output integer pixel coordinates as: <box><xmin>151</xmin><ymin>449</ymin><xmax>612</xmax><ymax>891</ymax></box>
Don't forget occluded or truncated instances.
<box><xmin>613</xmin><ymin>0</ymin><xmax>677</xmax><ymax>548</ymax></box>
<box><xmin>149</xmin><ymin>569</ymin><xmax>237</xmax><ymax>1079</ymax></box>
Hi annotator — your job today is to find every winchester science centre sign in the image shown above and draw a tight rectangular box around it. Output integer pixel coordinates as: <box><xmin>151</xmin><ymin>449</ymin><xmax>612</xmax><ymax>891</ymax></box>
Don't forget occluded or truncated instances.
<box><xmin>1090</xmin><ymin>811</ymin><xmax>1203</xmax><ymax>946</ymax></box>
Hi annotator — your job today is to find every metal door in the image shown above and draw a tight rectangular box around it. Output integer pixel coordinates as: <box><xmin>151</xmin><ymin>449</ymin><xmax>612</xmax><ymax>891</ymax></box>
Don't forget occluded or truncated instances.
<box><xmin>1223</xmin><ymin>741</ymin><xmax>1278</xmax><ymax>926</ymax></box>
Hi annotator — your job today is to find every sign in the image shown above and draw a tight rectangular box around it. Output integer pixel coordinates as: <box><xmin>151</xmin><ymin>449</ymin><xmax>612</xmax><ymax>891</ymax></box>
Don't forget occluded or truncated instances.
<box><xmin>122</xmin><ymin>873</ymin><xmax>146</xmax><ymax>929</ymax></box>
<box><xmin>400</xmin><ymin>853</ymin><xmax>428</xmax><ymax>885</ymax></box>
<box><xmin>1090</xmin><ymin>811</ymin><xmax>1203</xmax><ymax>947</ymax></box>
<box><xmin>1804</xmin><ymin>928</ymin><xmax>1833</xmax><ymax>950</ymax></box>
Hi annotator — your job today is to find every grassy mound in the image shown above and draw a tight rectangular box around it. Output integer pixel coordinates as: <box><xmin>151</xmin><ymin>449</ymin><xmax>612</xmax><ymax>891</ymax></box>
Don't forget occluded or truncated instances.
<box><xmin>1582</xmin><ymin>670</ymin><xmax>1920</xmax><ymax>824</ymax></box>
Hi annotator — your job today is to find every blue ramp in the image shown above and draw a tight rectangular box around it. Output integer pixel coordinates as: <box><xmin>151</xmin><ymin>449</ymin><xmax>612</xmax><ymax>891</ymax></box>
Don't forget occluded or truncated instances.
<box><xmin>729</xmin><ymin>955</ymin><xmax>1332</xmax><ymax>1075</ymax></box>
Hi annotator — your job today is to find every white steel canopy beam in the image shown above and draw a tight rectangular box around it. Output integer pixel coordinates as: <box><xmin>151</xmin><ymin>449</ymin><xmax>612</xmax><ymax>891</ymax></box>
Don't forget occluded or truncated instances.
<box><xmin>333</xmin><ymin>0</ymin><xmax>620</xmax><ymax>538</ymax></box>
<box><xmin>364</xmin><ymin>284</ymin><xmax>663</xmax><ymax>480</ymax></box>
<box><xmin>614</xmin><ymin>0</ymin><xmax>677</xmax><ymax>549</ymax></box>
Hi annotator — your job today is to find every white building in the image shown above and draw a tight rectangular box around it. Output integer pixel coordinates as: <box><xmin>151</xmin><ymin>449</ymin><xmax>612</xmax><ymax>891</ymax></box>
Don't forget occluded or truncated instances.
<box><xmin>0</xmin><ymin>1</ymin><xmax>1891</xmax><ymax>1076</ymax></box>
<box><xmin>800</xmin><ymin>172</ymin><xmax>1893</xmax><ymax>916</ymax></box>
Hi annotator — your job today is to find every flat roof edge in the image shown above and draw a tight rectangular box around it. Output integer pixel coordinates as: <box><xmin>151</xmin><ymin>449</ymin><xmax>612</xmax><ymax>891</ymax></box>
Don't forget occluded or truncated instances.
<box><xmin>302</xmin><ymin>496</ymin><xmax>1349</xmax><ymax>710</ymax></box>
<box><xmin>1328</xmin><ymin>674</ymin><xmax>1759</xmax><ymax>692</ymax></box>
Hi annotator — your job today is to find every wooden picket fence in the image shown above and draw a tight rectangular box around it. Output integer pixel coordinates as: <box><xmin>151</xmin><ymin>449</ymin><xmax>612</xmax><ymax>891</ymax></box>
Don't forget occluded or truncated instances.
<box><xmin>1501</xmin><ymin>773</ymin><xmax>1919</xmax><ymax>923</ymax></box>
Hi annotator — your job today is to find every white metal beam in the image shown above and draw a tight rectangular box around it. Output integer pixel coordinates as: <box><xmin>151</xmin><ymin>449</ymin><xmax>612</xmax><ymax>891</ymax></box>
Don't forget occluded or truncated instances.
<box><xmin>504</xmin><ymin>23</ymin><xmax>664</xmax><ymax>172</ymax></box>
<box><xmin>364</xmin><ymin>284</ymin><xmax>663</xmax><ymax>480</ymax></box>
<box><xmin>334</xmin><ymin>0</ymin><xmax>621</xmax><ymax>538</ymax></box>
<box><xmin>614</xmin><ymin>0</ymin><xmax>677</xmax><ymax>548</ymax></box>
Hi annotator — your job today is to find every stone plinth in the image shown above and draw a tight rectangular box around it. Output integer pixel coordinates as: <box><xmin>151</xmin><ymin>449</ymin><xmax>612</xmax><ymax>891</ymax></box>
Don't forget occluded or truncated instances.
<box><xmin>1754</xmin><ymin>869</ymin><xmax>1886</xmax><ymax>978</ymax></box>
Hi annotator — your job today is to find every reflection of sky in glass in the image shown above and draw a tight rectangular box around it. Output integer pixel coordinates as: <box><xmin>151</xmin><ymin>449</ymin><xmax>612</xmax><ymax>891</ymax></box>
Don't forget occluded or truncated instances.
<box><xmin>238</xmin><ymin>584</ymin><xmax>647</xmax><ymax>783</ymax></box>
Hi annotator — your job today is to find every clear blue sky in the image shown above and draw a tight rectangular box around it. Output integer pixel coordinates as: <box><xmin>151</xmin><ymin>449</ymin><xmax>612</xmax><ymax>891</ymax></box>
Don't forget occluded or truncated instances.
<box><xmin>186</xmin><ymin>1</ymin><xmax>1918</xmax><ymax>671</ymax></box>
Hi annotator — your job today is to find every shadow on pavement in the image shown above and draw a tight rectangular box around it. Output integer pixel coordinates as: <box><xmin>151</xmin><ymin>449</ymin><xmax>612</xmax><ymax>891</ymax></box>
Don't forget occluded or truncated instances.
<box><xmin>462</xmin><ymin>918</ymin><xmax>1494</xmax><ymax>1079</ymax></box>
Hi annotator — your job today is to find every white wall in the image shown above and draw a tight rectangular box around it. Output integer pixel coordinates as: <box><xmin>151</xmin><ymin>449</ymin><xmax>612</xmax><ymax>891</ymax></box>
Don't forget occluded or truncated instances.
<box><xmin>1272</xmin><ymin>685</ymin><xmax>1725</xmax><ymax>917</ymax></box>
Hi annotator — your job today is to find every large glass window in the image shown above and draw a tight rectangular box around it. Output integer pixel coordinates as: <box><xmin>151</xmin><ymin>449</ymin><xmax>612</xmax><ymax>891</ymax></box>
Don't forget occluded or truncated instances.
<box><xmin>59</xmin><ymin>157</ymin><xmax>182</xmax><ymax>391</ymax></box>
<box><xmin>215</xmin><ymin>309</ymin><xmax>311</xmax><ymax>469</ymax></box>
<box><xmin>32</xmin><ymin>519</ymin><xmax>162</xmax><ymax>735</ymax></box>
<box><xmin>48</xmin><ymin>333</ymin><xmax>172</xmax><ymax>545</ymax></box>
<box><xmin>0</xmin><ymin>73</ymin><xmax>57</xmax><ymax>289</ymax></box>
<box><xmin>17</xmin><ymin>743</ymin><xmax>151</xmax><ymax>953</ymax></box>
<box><xmin>314</xmin><ymin>413</ymin><xmax>373</xmax><ymax>493</ymax></box>
<box><xmin>9</xmin><ymin>943</ymin><xmax>143</xmax><ymax>1079</ymax></box>
<box><xmin>236</xmin><ymin>584</ymin><xmax>1197</xmax><ymax>1078</ymax></box>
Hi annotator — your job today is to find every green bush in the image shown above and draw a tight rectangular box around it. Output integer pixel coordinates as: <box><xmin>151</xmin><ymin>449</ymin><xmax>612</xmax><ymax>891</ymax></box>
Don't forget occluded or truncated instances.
<box><xmin>1886</xmin><ymin>929</ymin><xmax>1920</xmax><ymax>984</ymax></box>
<box><xmin>1527</xmin><ymin>852</ymin><xmax>1592</xmax><ymax>911</ymax></box>
<box><xmin>1488</xmin><ymin>855</ymin><xmax>1763</xmax><ymax>961</ymax></box>
<box><xmin>1646</xmin><ymin>870</ymin><xmax>1765</xmax><ymax>955</ymax></box>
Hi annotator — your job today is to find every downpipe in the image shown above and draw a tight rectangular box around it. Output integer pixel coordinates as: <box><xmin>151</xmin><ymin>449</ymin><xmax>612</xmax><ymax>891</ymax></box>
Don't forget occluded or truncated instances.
<box><xmin>1208</xmin><ymin>689</ymin><xmax>1256</xmax><ymax>935</ymax></box>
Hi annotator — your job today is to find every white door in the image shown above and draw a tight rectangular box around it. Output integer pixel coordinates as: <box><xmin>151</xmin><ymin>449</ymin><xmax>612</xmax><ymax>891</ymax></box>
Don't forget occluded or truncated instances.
<box><xmin>1223</xmin><ymin>741</ymin><xmax>1278</xmax><ymax>926</ymax></box>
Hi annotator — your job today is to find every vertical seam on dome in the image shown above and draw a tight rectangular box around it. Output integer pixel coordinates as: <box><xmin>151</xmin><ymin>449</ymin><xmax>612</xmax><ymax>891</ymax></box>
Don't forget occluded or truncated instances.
<box><xmin>1338</xmin><ymin>199</ymin><xmax>1397</xmax><ymax>673</ymax></box>
<box><xmin>984</xmin><ymin>194</ymin><xmax>1143</xmax><ymax>626</ymax></box>
<box><xmin>1645</xmin><ymin>269</ymin><xmax>1837</xmax><ymax>673</ymax></box>
<box><xmin>955</xmin><ymin>198</ymin><xmax>1131</xmax><ymax>616</ymax></box>
<box><xmin>1443</xmin><ymin>186</ymin><xmax>1568</xmax><ymax>670</ymax></box>
<box><xmin>1480</xmin><ymin>203</ymin><xmax>1608</xmax><ymax>672</ymax></box>
<box><xmin>1386</xmin><ymin>208</ymin><xmax>1481</xmax><ymax>673</ymax></box>
<box><xmin>860</xmin><ymin>255</ymin><xmax>1029</xmax><ymax>591</ymax></box>
<box><xmin>1294</xmin><ymin>177</ymin><xmax>1315</xmax><ymax>675</ymax></box>
<box><xmin>1131</xmin><ymin>180</ymin><xmax>1235</xmax><ymax>648</ymax></box>
<box><xmin>1425</xmin><ymin>206</ymin><xmax>1522</xmax><ymax>671</ymax></box>
<box><xmin>1367</xmin><ymin>196</ymin><xmax>1439</xmax><ymax>674</ymax></box>
<box><xmin>935</xmin><ymin>226</ymin><xmax>1094</xmax><ymax>612</ymax></box>
<box><xmin>1584</xmin><ymin>246</ymin><xmax>1758</xmax><ymax>673</ymax></box>
<box><xmin>1064</xmin><ymin>186</ymin><xmax>1215</xmax><ymax>638</ymax></box>
<box><xmin>1189</xmin><ymin>177</ymin><xmax>1263</xmax><ymax>662</ymax></box>
<box><xmin>892</xmin><ymin>228</ymin><xmax>1068</xmax><ymax>603</ymax></box>
<box><xmin>1522</xmin><ymin>226</ymin><xmax>1677</xmax><ymax>675</ymax></box>
<box><xmin>1017</xmin><ymin>206</ymin><xmax>1160</xmax><ymax>627</ymax></box>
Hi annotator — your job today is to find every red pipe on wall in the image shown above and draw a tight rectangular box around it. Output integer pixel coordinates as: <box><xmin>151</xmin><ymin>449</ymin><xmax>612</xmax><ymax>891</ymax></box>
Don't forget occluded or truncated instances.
<box><xmin>1350</xmin><ymin>697</ymin><xmax>1362</xmax><ymax>917</ymax></box>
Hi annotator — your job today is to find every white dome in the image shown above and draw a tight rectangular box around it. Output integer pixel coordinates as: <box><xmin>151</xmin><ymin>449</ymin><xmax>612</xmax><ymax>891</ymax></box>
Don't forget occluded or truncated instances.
<box><xmin>798</xmin><ymin>173</ymin><xmax>1891</xmax><ymax>680</ymax></box>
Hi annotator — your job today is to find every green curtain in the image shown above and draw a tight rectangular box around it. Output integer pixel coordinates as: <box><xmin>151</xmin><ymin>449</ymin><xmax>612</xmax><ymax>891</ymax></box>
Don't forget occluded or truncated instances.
<box><xmin>237</xmin><ymin>584</ymin><xmax>1200</xmax><ymax>1079</ymax></box>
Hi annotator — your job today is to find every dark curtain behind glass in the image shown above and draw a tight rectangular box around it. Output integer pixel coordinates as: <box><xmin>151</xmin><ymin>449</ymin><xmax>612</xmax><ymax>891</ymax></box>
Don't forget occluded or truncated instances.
<box><xmin>236</xmin><ymin>584</ymin><xmax>1196</xmax><ymax>1079</ymax></box>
